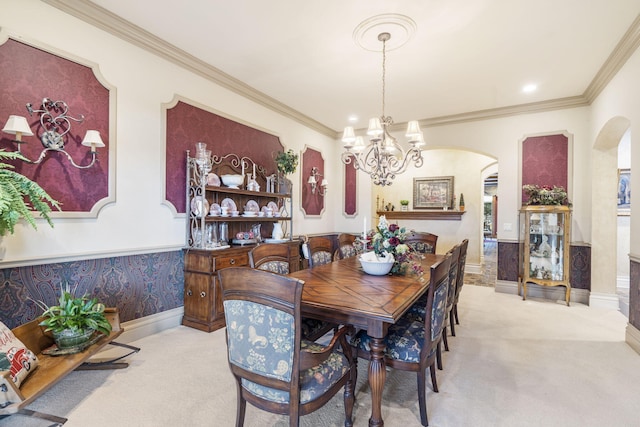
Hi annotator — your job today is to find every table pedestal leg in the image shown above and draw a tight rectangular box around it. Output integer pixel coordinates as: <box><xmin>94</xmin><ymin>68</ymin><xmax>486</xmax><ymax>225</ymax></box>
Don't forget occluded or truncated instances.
<box><xmin>368</xmin><ymin>336</ymin><xmax>386</xmax><ymax>427</ymax></box>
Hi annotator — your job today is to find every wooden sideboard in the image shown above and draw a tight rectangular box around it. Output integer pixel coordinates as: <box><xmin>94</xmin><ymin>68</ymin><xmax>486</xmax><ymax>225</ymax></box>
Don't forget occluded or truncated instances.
<box><xmin>182</xmin><ymin>241</ymin><xmax>301</xmax><ymax>332</ymax></box>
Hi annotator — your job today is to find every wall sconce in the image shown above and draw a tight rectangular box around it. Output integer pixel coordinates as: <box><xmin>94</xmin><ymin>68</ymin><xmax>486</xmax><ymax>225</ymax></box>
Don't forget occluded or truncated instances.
<box><xmin>308</xmin><ymin>166</ymin><xmax>328</xmax><ymax>196</ymax></box>
<box><xmin>2</xmin><ymin>98</ymin><xmax>104</xmax><ymax>169</ymax></box>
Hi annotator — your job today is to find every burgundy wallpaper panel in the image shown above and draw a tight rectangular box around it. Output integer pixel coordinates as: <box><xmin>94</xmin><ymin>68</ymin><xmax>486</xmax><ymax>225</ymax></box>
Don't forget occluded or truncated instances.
<box><xmin>344</xmin><ymin>161</ymin><xmax>357</xmax><ymax>216</ymax></box>
<box><xmin>301</xmin><ymin>147</ymin><xmax>324</xmax><ymax>216</ymax></box>
<box><xmin>165</xmin><ymin>101</ymin><xmax>284</xmax><ymax>213</ymax></box>
<box><xmin>0</xmin><ymin>39</ymin><xmax>110</xmax><ymax>211</ymax></box>
<box><xmin>521</xmin><ymin>134</ymin><xmax>568</xmax><ymax>203</ymax></box>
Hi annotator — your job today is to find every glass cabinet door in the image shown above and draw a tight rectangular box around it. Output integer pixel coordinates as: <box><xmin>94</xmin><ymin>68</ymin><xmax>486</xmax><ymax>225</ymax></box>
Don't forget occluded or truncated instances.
<box><xmin>527</xmin><ymin>211</ymin><xmax>565</xmax><ymax>282</ymax></box>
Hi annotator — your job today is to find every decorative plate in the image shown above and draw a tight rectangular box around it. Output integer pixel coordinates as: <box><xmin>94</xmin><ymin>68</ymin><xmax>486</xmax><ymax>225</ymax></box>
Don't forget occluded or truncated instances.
<box><xmin>221</xmin><ymin>198</ymin><xmax>237</xmax><ymax>212</ymax></box>
<box><xmin>190</xmin><ymin>196</ymin><xmax>209</xmax><ymax>218</ymax></box>
<box><xmin>207</xmin><ymin>173</ymin><xmax>220</xmax><ymax>187</ymax></box>
<box><xmin>267</xmin><ymin>201</ymin><xmax>279</xmax><ymax>213</ymax></box>
<box><xmin>209</xmin><ymin>203</ymin><xmax>221</xmax><ymax>216</ymax></box>
<box><xmin>245</xmin><ymin>200</ymin><xmax>259</xmax><ymax>212</ymax></box>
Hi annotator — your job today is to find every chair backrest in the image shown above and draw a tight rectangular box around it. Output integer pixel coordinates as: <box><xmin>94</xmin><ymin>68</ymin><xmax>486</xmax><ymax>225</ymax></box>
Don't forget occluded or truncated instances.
<box><xmin>307</xmin><ymin>236</ymin><xmax>333</xmax><ymax>268</ymax></box>
<box><xmin>334</xmin><ymin>233</ymin><xmax>358</xmax><ymax>261</ymax></box>
<box><xmin>453</xmin><ymin>239</ymin><xmax>469</xmax><ymax>304</ymax></box>
<box><xmin>420</xmin><ymin>254</ymin><xmax>451</xmax><ymax>363</ymax></box>
<box><xmin>404</xmin><ymin>231</ymin><xmax>438</xmax><ymax>254</ymax></box>
<box><xmin>249</xmin><ymin>243</ymin><xmax>290</xmax><ymax>275</ymax></box>
<box><xmin>445</xmin><ymin>243</ymin><xmax>461</xmax><ymax>312</ymax></box>
<box><xmin>219</xmin><ymin>267</ymin><xmax>304</xmax><ymax>401</ymax></box>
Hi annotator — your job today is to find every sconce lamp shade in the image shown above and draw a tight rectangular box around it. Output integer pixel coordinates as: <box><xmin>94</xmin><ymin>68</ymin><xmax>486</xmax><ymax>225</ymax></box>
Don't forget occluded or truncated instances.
<box><xmin>81</xmin><ymin>130</ymin><xmax>105</xmax><ymax>152</ymax></box>
<box><xmin>308</xmin><ymin>175</ymin><xmax>316</xmax><ymax>184</ymax></box>
<box><xmin>2</xmin><ymin>115</ymin><xmax>34</xmax><ymax>139</ymax></box>
<box><xmin>405</xmin><ymin>120</ymin><xmax>422</xmax><ymax>140</ymax></box>
<box><xmin>342</xmin><ymin>126</ymin><xmax>356</xmax><ymax>147</ymax></box>
<box><xmin>321</xmin><ymin>178</ymin><xmax>328</xmax><ymax>187</ymax></box>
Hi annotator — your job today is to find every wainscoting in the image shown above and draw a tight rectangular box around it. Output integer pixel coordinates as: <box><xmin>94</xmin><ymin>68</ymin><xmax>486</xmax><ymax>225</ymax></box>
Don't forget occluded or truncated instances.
<box><xmin>0</xmin><ymin>250</ymin><xmax>184</xmax><ymax>329</ymax></box>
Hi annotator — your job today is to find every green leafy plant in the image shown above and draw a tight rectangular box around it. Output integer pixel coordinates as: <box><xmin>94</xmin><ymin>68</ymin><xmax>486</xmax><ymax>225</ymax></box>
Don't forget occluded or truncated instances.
<box><xmin>34</xmin><ymin>283</ymin><xmax>112</xmax><ymax>336</ymax></box>
<box><xmin>274</xmin><ymin>149</ymin><xmax>299</xmax><ymax>175</ymax></box>
<box><xmin>0</xmin><ymin>150</ymin><xmax>60</xmax><ymax>236</ymax></box>
<box><xmin>399</xmin><ymin>200</ymin><xmax>409</xmax><ymax>206</ymax></box>
<box><xmin>459</xmin><ymin>193</ymin><xmax>465</xmax><ymax>208</ymax></box>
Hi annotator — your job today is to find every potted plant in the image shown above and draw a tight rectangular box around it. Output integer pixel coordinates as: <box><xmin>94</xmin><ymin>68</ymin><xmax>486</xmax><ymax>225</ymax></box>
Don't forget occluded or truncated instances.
<box><xmin>0</xmin><ymin>150</ymin><xmax>60</xmax><ymax>236</ymax></box>
<box><xmin>274</xmin><ymin>149</ymin><xmax>298</xmax><ymax>194</ymax></box>
<box><xmin>34</xmin><ymin>283</ymin><xmax>112</xmax><ymax>349</ymax></box>
<box><xmin>459</xmin><ymin>193</ymin><xmax>465</xmax><ymax>212</ymax></box>
<box><xmin>400</xmin><ymin>200</ymin><xmax>409</xmax><ymax>211</ymax></box>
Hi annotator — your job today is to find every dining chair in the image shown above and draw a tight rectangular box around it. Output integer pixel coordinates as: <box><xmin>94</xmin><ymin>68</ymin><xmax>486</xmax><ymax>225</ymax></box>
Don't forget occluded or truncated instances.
<box><xmin>450</xmin><ymin>238</ymin><xmax>469</xmax><ymax>336</ymax></box>
<box><xmin>351</xmin><ymin>254</ymin><xmax>452</xmax><ymax>427</ymax></box>
<box><xmin>248</xmin><ymin>243</ymin><xmax>290</xmax><ymax>274</ymax></box>
<box><xmin>218</xmin><ymin>267</ymin><xmax>355</xmax><ymax>427</ymax></box>
<box><xmin>306</xmin><ymin>236</ymin><xmax>334</xmax><ymax>268</ymax></box>
<box><xmin>249</xmin><ymin>243</ymin><xmax>336</xmax><ymax>341</ymax></box>
<box><xmin>404</xmin><ymin>231</ymin><xmax>438</xmax><ymax>254</ymax></box>
<box><xmin>333</xmin><ymin>233</ymin><xmax>358</xmax><ymax>261</ymax></box>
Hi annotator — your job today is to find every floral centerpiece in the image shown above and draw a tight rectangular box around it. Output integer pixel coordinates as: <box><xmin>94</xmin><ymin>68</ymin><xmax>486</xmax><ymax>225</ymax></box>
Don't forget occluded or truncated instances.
<box><xmin>367</xmin><ymin>215</ymin><xmax>424</xmax><ymax>276</ymax></box>
<box><xmin>522</xmin><ymin>184</ymin><xmax>571</xmax><ymax>206</ymax></box>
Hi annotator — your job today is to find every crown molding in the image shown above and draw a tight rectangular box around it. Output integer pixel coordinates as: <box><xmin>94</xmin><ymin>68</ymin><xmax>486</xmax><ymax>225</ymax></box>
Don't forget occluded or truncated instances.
<box><xmin>44</xmin><ymin>1</ymin><xmax>640</xmax><ymax>139</ymax></box>
<box><xmin>43</xmin><ymin>0</ymin><xmax>336</xmax><ymax>138</ymax></box>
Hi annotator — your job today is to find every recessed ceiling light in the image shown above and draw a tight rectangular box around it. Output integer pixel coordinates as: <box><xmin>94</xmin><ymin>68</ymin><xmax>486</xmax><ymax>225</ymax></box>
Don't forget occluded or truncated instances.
<box><xmin>348</xmin><ymin>115</ymin><xmax>358</xmax><ymax>123</ymax></box>
<box><xmin>522</xmin><ymin>83</ymin><xmax>538</xmax><ymax>93</ymax></box>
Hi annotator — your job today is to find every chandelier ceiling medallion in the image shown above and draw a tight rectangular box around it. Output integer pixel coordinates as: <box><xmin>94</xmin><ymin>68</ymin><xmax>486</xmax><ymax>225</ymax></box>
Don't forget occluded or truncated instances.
<box><xmin>341</xmin><ymin>16</ymin><xmax>424</xmax><ymax>186</ymax></box>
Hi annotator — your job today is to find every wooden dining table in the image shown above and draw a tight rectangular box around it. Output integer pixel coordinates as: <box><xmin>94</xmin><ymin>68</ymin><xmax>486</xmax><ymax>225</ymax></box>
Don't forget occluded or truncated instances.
<box><xmin>289</xmin><ymin>253</ymin><xmax>444</xmax><ymax>427</ymax></box>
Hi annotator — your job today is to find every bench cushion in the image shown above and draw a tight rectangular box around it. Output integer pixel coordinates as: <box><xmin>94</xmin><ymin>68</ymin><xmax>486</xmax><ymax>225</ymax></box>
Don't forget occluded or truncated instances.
<box><xmin>0</xmin><ymin>322</ymin><xmax>39</xmax><ymax>388</ymax></box>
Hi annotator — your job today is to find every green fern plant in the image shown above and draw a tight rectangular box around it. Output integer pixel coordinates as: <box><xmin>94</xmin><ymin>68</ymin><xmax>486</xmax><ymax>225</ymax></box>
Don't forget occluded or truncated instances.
<box><xmin>0</xmin><ymin>150</ymin><xmax>60</xmax><ymax>236</ymax></box>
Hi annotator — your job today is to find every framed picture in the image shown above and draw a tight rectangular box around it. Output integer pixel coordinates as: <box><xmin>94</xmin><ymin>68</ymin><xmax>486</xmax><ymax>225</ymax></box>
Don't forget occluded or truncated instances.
<box><xmin>413</xmin><ymin>176</ymin><xmax>454</xmax><ymax>209</ymax></box>
<box><xmin>618</xmin><ymin>168</ymin><xmax>630</xmax><ymax>216</ymax></box>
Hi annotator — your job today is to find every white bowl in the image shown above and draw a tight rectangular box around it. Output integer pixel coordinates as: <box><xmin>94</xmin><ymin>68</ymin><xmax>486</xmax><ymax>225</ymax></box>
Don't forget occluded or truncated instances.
<box><xmin>359</xmin><ymin>252</ymin><xmax>395</xmax><ymax>276</ymax></box>
<box><xmin>221</xmin><ymin>174</ymin><xmax>244</xmax><ymax>188</ymax></box>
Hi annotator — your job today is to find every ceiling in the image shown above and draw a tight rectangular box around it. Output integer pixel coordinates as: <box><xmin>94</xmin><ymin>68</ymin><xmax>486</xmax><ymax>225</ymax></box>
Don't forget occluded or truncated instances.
<box><xmin>47</xmin><ymin>1</ymin><xmax>640</xmax><ymax>136</ymax></box>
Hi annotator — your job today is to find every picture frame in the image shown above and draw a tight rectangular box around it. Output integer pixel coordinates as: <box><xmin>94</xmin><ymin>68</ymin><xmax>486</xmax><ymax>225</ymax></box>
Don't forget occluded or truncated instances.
<box><xmin>618</xmin><ymin>168</ymin><xmax>630</xmax><ymax>216</ymax></box>
<box><xmin>413</xmin><ymin>176</ymin><xmax>454</xmax><ymax>209</ymax></box>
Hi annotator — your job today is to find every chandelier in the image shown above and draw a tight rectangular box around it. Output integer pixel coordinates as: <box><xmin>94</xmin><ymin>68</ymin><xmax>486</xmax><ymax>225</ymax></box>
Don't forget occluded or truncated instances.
<box><xmin>341</xmin><ymin>32</ymin><xmax>424</xmax><ymax>186</ymax></box>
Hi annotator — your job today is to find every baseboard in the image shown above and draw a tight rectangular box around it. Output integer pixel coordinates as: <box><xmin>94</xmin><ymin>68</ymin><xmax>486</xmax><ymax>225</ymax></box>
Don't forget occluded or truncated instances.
<box><xmin>465</xmin><ymin>263</ymin><xmax>481</xmax><ymax>275</ymax></box>
<box><xmin>625</xmin><ymin>323</ymin><xmax>640</xmax><ymax>356</ymax></box>
<box><xmin>495</xmin><ymin>280</ymin><xmax>589</xmax><ymax>305</ymax></box>
<box><xmin>589</xmin><ymin>292</ymin><xmax>620</xmax><ymax>310</ymax></box>
<box><xmin>117</xmin><ymin>307</ymin><xmax>184</xmax><ymax>344</ymax></box>
<box><xmin>617</xmin><ymin>275</ymin><xmax>630</xmax><ymax>289</ymax></box>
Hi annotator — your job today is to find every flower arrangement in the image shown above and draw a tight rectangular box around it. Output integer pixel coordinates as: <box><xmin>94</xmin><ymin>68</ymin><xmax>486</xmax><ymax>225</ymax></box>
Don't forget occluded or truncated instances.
<box><xmin>367</xmin><ymin>215</ymin><xmax>424</xmax><ymax>276</ymax></box>
<box><xmin>522</xmin><ymin>184</ymin><xmax>571</xmax><ymax>206</ymax></box>
<box><xmin>274</xmin><ymin>149</ymin><xmax>299</xmax><ymax>175</ymax></box>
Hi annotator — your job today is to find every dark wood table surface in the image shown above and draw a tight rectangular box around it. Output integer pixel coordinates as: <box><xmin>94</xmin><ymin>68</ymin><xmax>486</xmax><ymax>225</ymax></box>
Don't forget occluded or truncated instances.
<box><xmin>289</xmin><ymin>254</ymin><xmax>444</xmax><ymax>427</ymax></box>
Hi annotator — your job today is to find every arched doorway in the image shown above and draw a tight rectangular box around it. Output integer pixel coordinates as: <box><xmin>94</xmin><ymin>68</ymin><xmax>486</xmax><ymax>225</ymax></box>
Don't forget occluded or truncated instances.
<box><xmin>591</xmin><ymin>116</ymin><xmax>631</xmax><ymax>309</ymax></box>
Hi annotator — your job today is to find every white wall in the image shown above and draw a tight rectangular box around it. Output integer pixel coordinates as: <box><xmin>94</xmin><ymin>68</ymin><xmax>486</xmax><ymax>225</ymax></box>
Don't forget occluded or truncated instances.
<box><xmin>0</xmin><ymin>0</ymin><xmax>341</xmax><ymax>265</ymax></box>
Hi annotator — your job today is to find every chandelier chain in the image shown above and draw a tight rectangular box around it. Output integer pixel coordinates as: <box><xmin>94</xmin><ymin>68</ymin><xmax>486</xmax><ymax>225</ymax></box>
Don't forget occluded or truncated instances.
<box><xmin>381</xmin><ymin>36</ymin><xmax>386</xmax><ymax>119</ymax></box>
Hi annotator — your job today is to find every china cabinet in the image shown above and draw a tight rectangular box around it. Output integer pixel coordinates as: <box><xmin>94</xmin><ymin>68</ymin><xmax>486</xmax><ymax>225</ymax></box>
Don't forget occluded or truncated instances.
<box><xmin>182</xmin><ymin>149</ymin><xmax>299</xmax><ymax>332</ymax></box>
<box><xmin>518</xmin><ymin>205</ymin><xmax>571</xmax><ymax>305</ymax></box>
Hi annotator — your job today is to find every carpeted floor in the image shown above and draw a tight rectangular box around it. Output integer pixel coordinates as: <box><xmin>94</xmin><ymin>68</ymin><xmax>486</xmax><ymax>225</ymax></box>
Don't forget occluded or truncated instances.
<box><xmin>5</xmin><ymin>283</ymin><xmax>640</xmax><ymax>427</ymax></box>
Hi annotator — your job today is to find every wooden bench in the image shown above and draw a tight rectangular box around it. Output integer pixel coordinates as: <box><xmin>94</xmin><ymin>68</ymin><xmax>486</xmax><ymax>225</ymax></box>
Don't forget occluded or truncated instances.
<box><xmin>0</xmin><ymin>308</ymin><xmax>139</xmax><ymax>425</ymax></box>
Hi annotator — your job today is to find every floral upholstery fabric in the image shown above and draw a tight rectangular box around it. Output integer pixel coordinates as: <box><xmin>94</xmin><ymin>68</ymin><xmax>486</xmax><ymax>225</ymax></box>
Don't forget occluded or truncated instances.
<box><xmin>407</xmin><ymin>241</ymin><xmax>435</xmax><ymax>254</ymax></box>
<box><xmin>256</xmin><ymin>260</ymin><xmax>290</xmax><ymax>275</ymax></box>
<box><xmin>311</xmin><ymin>251</ymin><xmax>332</xmax><ymax>267</ymax></box>
<box><xmin>351</xmin><ymin>276</ymin><xmax>449</xmax><ymax>362</ymax></box>
<box><xmin>339</xmin><ymin>245</ymin><xmax>358</xmax><ymax>259</ymax></box>
<box><xmin>225</xmin><ymin>300</ymin><xmax>349</xmax><ymax>405</ymax></box>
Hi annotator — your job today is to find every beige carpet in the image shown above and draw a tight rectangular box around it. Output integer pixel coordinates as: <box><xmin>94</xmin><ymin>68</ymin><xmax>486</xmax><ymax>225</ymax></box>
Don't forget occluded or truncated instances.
<box><xmin>5</xmin><ymin>285</ymin><xmax>640</xmax><ymax>427</ymax></box>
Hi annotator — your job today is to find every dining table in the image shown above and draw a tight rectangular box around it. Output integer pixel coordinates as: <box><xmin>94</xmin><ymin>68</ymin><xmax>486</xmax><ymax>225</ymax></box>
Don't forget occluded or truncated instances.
<box><xmin>288</xmin><ymin>253</ymin><xmax>444</xmax><ymax>427</ymax></box>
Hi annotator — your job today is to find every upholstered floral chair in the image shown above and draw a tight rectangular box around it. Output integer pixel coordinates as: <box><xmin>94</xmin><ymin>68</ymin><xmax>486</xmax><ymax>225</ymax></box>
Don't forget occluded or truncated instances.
<box><xmin>404</xmin><ymin>231</ymin><xmax>438</xmax><ymax>254</ymax></box>
<box><xmin>351</xmin><ymin>255</ymin><xmax>451</xmax><ymax>427</ymax></box>
<box><xmin>333</xmin><ymin>233</ymin><xmax>359</xmax><ymax>261</ymax></box>
<box><xmin>307</xmin><ymin>236</ymin><xmax>334</xmax><ymax>268</ymax></box>
<box><xmin>218</xmin><ymin>267</ymin><xmax>355</xmax><ymax>427</ymax></box>
<box><xmin>248</xmin><ymin>243</ymin><xmax>336</xmax><ymax>341</ymax></box>
<box><xmin>249</xmin><ymin>243</ymin><xmax>290</xmax><ymax>275</ymax></box>
<box><xmin>450</xmin><ymin>239</ymin><xmax>469</xmax><ymax>334</ymax></box>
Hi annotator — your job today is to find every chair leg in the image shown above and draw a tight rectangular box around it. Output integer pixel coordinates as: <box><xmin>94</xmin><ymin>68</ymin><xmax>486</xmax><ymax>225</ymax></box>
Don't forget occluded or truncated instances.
<box><xmin>449</xmin><ymin>310</ymin><xmax>456</xmax><ymax>337</ymax></box>
<box><xmin>442</xmin><ymin>326</ymin><xmax>449</xmax><ymax>351</ymax></box>
<box><xmin>417</xmin><ymin>368</ymin><xmax>429</xmax><ymax>426</ymax></box>
<box><xmin>429</xmin><ymin>362</ymin><xmax>439</xmax><ymax>393</ymax></box>
<box><xmin>453</xmin><ymin>304</ymin><xmax>460</xmax><ymax>325</ymax></box>
<box><xmin>436</xmin><ymin>342</ymin><xmax>443</xmax><ymax>370</ymax></box>
<box><xmin>236</xmin><ymin>391</ymin><xmax>246</xmax><ymax>427</ymax></box>
<box><xmin>344</xmin><ymin>377</ymin><xmax>355</xmax><ymax>427</ymax></box>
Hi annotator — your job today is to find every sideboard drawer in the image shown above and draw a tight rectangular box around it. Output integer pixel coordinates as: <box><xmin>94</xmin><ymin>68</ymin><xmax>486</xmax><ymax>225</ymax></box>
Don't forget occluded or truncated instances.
<box><xmin>213</xmin><ymin>253</ymin><xmax>249</xmax><ymax>270</ymax></box>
